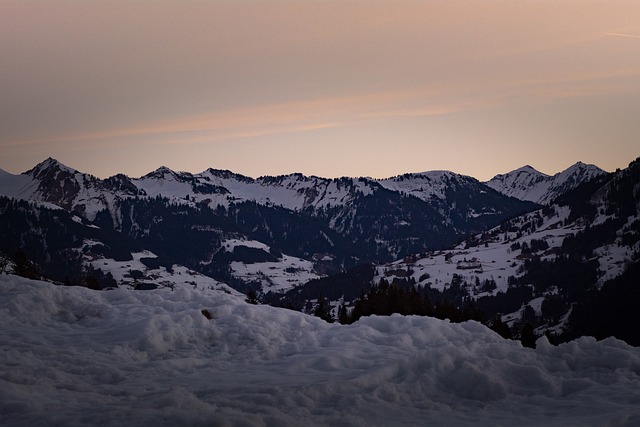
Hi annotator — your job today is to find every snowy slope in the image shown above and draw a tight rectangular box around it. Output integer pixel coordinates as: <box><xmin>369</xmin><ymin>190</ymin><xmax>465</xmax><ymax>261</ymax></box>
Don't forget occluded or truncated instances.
<box><xmin>2</xmin><ymin>274</ymin><xmax>640</xmax><ymax>426</ymax></box>
<box><xmin>135</xmin><ymin>167</ymin><xmax>377</xmax><ymax>212</ymax></box>
<box><xmin>218</xmin><ymin>238</ymin><xmax>323</xmax><ymax>292</ymax></box>
<box><xmin>378</xmin><ymin>170</ymin><xmax>475</xmax><ymax>202</ymax></box>
<box><xmin>376</xmin><ymin>206</ymin><xmax>577</xmax><ymax>301</ymax></box>
<box><xmin>84</xmin><ymin>248</ymin><xmax>241</xmax><ymax>295</ymax></box>
<box><xmin>375</xmin><ymin>203</ymin><xmax>639</xmax><ymax>335</ymax></box>
<box><xmin>0</xmin><ymin>167</ymin><xmax>37</xmax><ymax>198</ymax></box>
<box><xmin>485</xmin><ymin>165</ymin><xmax>550</xmax><ymax>203</ymax></box>
<box><xmin>486</xmin><ymin>162</ymin><xmax>605</xmax><ymax>204</ymax></box>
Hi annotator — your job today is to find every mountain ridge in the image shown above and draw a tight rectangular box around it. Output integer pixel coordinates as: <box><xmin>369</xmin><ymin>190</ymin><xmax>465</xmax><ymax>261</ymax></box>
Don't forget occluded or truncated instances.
<box><xmin>1</xmin><ymin>156</ymin><xmax>537</xmax><ymax>221</ymax></box>
<box><xmin>485</xmin><ymin>161</ymin><xmax>606</xmax><ymax>205</ymax></box>
<box><xmin>0</xmin><ymin>157</ymin><xmax>540</xmax><ymax>289</ymax></box>
<box><xmin>1</xmin><ymin>157</ymin><xmax>601</xmax><ymax>209</ymax></box>
<box><xmin>0</xmin><ymin>158</ymin><xmax>599</xmax><ymax>271</ymax></box>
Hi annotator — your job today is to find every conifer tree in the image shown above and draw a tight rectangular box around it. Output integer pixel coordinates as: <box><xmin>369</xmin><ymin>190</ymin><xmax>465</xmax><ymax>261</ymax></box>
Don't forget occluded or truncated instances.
<box><xmin>245</xmin><ymin>289</ymin><xmax>259</xmax><ymax>305</ymax></box>
<box><xmin>338</xmin><ymin>304</ymin><xmax>349</xmax><ymax>324</ymax></box>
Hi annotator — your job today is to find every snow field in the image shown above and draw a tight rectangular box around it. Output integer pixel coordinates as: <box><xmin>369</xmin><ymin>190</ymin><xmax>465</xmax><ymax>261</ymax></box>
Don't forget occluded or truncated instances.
<box><xmin>229</xmin><ymin>257</ymin><xmax>320</xmax><ymax>292</ymax></box>
<box><xmin>220</xmin><ymin>238</ymin><xmax>323</xmax><ymax>292</ymax></box>
<box><xmin>377</xmin><ymin>206</ymin><xmax>576</xmax><ymax>295</ymax></box>
<box><xmin>85</xmin><ymin>250</ymin><xmax>240</xmax><ymax>295</ymax></box>
<box><xmin>2</xmin><ymin>274</ymin><xmax>640</xmax><ymax>426</ymax></box>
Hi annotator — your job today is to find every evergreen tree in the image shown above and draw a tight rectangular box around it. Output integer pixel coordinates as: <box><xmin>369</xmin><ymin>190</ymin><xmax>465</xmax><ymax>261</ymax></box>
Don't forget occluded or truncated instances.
<box><xmin>488</xmin><ymin>316</ymin><xmax>512</xmax><ymax>340</ymax></box>
<box><xmin>314</xmin><ymin>293</ymin><xmax>334</xmax><ymax>323</ymax></box>
<box><xmin>338</xmin><ymin>304</ymin><xmax>350</xmax><ymax>324</ymax></box>
<box><xmin>245</xmin><ymin>289</ymin><xmax>259</xmax><ymax>305</ymax></box>
<box><xmin>520</xmin><ymin>324</ymin><xmax>537</xmax><ymax>349</ymax></box>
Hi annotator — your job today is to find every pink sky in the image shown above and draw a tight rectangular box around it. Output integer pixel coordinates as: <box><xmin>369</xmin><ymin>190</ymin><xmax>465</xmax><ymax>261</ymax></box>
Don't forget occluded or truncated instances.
<box><xmin>1</xmin><ymin>0</ymin><xmax>639</xmax><ymax>180</ymax></box>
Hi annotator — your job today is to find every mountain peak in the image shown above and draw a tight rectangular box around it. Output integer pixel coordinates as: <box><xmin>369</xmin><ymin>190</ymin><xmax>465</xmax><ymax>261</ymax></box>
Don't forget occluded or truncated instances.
<box><xmin>154</xmin><ymin>166</ymin><xmax>173</xmax><ymax>174</ymax></box>
<box><xmin>514</xmin><ymin>165</ymin><xmax>544</xmax><ymax>175</ymax></box>
<box><xmin>486</xmin><ymin>162</ymin><xmax>606</xmax><ymax>204</ymax></box>
<box><xmin>491</xmin><ymin>165</ymin><xmax>547</xmax><ymax>180</ymax></box>
<box><xmin>556</xmin><ymin>161</ymin><xmax>604</xmax><ymax>177</ymax></box>
<box><xmin>32</xmin><ymin>157</ymin><xmax>64</xmax><ymax>170</ymax></box>
<box><xmin>25</xmin><ymin>157</ymin><xmax>77</xmax><ymax>178</ymax></box>
<box><xmin>204</xmin><ymin>168</ymin><xmax>254</xmax><ymax>183</ymax></box>
<box><xmin>142</xmin><ymin>166</ymin><xmax>178</xmax><ymax>180</ymax></box>
<box><xmin>563</xmin><ymin>161</ymin><xmax>601</xmax><ymax>173</ymax></box>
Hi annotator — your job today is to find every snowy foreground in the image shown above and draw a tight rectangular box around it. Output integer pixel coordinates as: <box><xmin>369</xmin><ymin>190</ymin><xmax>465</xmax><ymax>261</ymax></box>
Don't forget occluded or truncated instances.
<box><xmin>2</xmin><ymin>275</ymin><xmax>640</xmax><ymax>427</ymax></box>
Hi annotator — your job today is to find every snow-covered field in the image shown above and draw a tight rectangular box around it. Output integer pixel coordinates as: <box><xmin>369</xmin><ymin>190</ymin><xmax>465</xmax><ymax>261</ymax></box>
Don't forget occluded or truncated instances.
<box><xmin>376</xmin><ymin>206</ymin><xmax>578</xmax><ymax>297</ymax></box>
<box><xmin>222</xmin><ymin>238</ymin><xmax>323</xmax><ymax>292</ymax></box>
<box><xmin>2</xmin><ymin>274</ymin><xmax>640</xmax><ymax>426</ymax></box>
<box><xmin>85</xmin><ymin>249</ymin><xmax>241</xmax><ymax>295</ymax></box>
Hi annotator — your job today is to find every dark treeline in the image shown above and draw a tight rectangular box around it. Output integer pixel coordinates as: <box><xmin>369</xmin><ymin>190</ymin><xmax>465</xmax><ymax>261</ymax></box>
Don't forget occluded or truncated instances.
<box><xmin>314</xmin><ymin>278</ymin><xmax>538</xmax><ymax>347</ymax></box>
<box><xmin>343</xmin><ymin>279</ymin><xmax>483</xmax><ymax>324</ymax></box>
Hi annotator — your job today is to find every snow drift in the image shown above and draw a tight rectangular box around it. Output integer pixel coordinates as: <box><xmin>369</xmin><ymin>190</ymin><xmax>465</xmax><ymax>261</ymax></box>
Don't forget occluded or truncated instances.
<box><xmin>1</xmin><ymin>274</ymin><xmax>639</xmax><ymax>426</ymax></box>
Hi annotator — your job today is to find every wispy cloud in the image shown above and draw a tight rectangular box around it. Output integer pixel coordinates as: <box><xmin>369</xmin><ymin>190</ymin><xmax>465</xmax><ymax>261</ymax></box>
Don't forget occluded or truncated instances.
<box><xmin>6</xmin><ymin>88</ymin><xmax>479</xmax><ymax>148</ymax></box>
<box><xmin>604</xmin><ymin>32</ymin><xmax>640</xmax><ymax>39</ymax></box>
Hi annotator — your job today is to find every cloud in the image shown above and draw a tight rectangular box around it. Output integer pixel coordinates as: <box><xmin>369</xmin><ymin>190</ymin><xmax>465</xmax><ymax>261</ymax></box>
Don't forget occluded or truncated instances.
<box><xmin>604</xmin><ymin>32</ymin><xmax>640</xmax><ymax>39</ymax></box>
<box><xmin>5</xmin><ymin>88</ymin><xmax>479</xmax><ymax>149</ymax></box>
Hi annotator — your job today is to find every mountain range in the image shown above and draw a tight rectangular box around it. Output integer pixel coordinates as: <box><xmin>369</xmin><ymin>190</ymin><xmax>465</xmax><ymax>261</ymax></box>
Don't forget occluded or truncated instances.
<box><xmin>0</xmin><ymin>157</ymin><xmax>541</xmax><ymax>266</ymax></box>
<box><xmin>0</xmin><ymin>157</ymin><xmax>605</xmax><ymax>215</ymax></box>
<box><xmin>1</xmin><ymin>156</ymin><xmax>638</xmax><ymax>345</ymax></box>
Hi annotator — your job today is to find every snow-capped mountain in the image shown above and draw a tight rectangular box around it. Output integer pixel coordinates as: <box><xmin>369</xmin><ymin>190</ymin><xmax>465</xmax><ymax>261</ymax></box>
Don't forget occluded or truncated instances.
<box><xmin>370</xmin><ymin>157</ymin><xmax>640</xmax><ymax>344</ymax></box>
<box><xmin>1</xmin><ymin>158</ymin><xmax>529</xmax><ymax>220</ymax></box>
<box><xmin>135</xmin><ymin>166</ymin><xmax>378</xmax><ymax>212</ymax></box>
<box><xmin>378</xmin><ymin>170</ymin><xmax>481</xmax><ymax>202</ymax></box>
<box><xmin>377</xmin><ymin>170</ymin><xmax>522</xmax><ymax>226</ymax></box>
<box><xmin>0</xmin><ymin>158</ymin><xmax>536</xmax><ymax>268</ymax></box>
<box><xmin>486</xmin><ymin>161</ymin><xmax>606</xmax><ymax>205</ymax></box>
<box><xmin>0</xmin><ymin>157</ymin><xmax>141</xmax><ymax>221</ymax></box>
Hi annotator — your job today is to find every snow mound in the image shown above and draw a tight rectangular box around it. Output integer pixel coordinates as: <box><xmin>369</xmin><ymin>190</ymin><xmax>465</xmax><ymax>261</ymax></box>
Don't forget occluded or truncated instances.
<box><xmin>1</xmin><ymin>274</ymin><xmax>640</xmax><ymax>426</ymax></box>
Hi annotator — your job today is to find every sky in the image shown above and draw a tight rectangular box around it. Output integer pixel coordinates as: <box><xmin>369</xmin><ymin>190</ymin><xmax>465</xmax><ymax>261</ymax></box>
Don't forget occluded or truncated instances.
<box><xmin>1</xmin><ymin>0</ymin><xmax>639</xmax><ymax>181</ymax></box>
